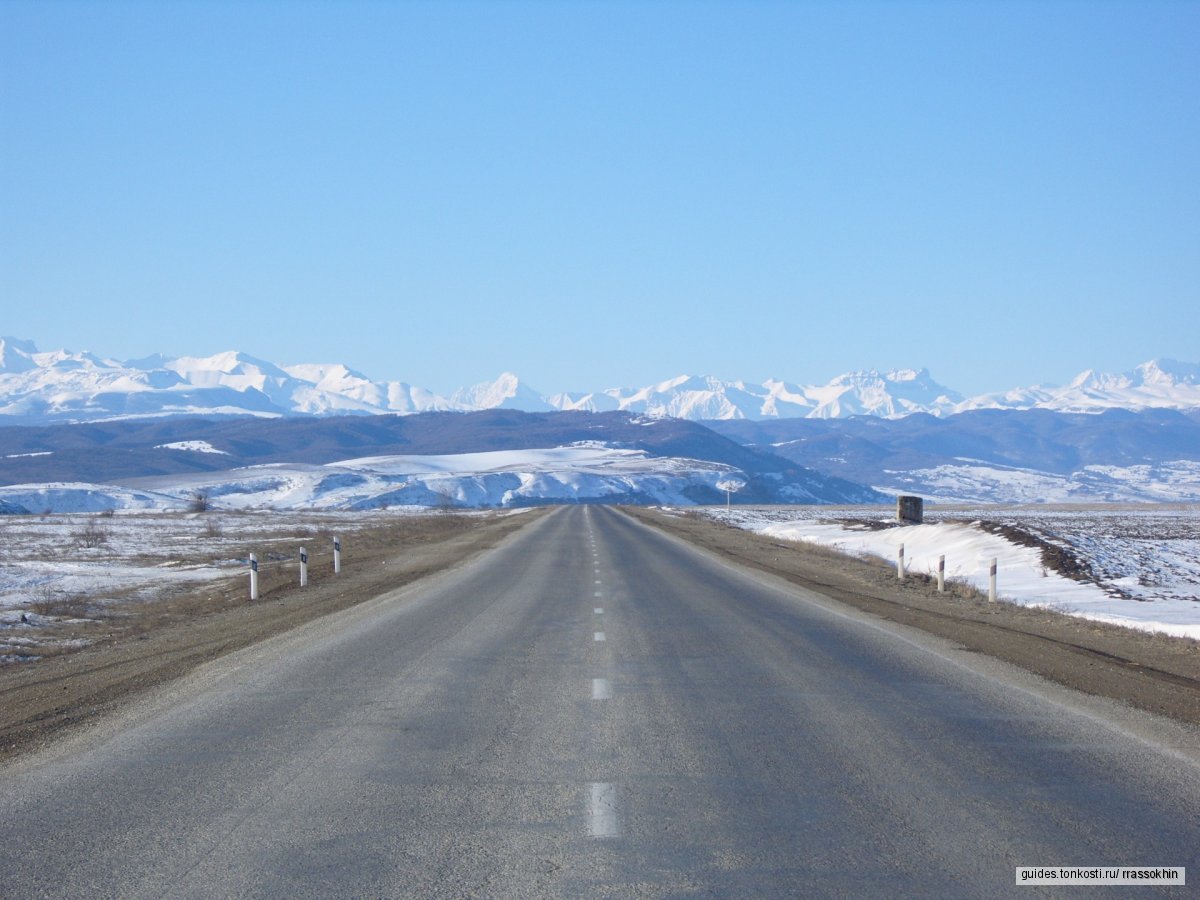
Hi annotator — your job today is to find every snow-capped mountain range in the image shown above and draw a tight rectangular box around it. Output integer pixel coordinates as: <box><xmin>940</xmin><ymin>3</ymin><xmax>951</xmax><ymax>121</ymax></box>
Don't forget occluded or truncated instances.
<box><xmin>2</xmin><ymin>336</ymin><xmax>1199</xmax><ymax>425</ymax></box>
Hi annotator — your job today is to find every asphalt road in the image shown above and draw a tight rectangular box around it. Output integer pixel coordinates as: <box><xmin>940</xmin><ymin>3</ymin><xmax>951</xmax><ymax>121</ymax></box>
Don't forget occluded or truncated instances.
<box><xmin>2</xmin><ymin>506</ymin><xmax>1198</xmax><ymax>898</ymax></box>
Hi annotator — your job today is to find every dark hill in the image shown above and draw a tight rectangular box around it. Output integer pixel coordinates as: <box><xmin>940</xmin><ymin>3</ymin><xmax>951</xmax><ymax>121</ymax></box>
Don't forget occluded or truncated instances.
<box><xmin>0</xmin><ymin>410</ymin><xmax>885</xmax><ymax>505</ymax></box>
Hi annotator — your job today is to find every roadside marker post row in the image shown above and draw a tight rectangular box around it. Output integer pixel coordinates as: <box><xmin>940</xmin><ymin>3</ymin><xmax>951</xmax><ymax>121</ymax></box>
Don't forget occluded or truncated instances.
<box><xmin>248</xmin><ymin>535</ymin><xmax>343</xmax><ymax>600</ymax></box>
<box><xmin>893</xmin><ymin>545</ymin><xmax>996</xmax><ymax>602</ymax></box>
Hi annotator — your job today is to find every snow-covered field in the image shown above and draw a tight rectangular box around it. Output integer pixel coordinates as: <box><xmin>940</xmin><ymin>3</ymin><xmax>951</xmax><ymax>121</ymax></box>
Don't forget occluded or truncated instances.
<box><xmin>0</xmin><ymin>509</ymin><xmax>403</xmax><ymax>663</ymax></box>
<box><xmin>883</xmin><ymin>459</ymin><xmax>1200</xmax><ymax>504</ymax></box>
<box><xmin>0</xmin><ymin>446</ymin><xmax>743</xmax><ymax>513</ymax></box>
<box><xmin>705</xmin><ymin>505</ymin><xmax>1200</xmax><ymax>640</ymax></box>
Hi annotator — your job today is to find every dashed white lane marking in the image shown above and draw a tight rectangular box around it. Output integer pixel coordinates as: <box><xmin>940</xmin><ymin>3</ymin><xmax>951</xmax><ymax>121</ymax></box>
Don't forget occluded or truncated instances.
<box><xmin>595</xmin><ymin>579</ymin><xmax>602</xmax><ymax>585</ymax></box>
<box><xmin>592</xmin><ymin>678</ymin><xmax>611</xmax><ymax>700</ymax></box>
<box><xmin>594</xmin><ymin>591</ymin><xmax>603</xmax><ymax>597</ymax></box>
<box><xmin>589</xmin><ymin>782</ymin><xmax>619</xmax><ymax>838</ymax></box>
<box><xmin>594</xmin><ymin>607</ymin><xmax>603</xmax><ymax>614</ymax></box>
<box><xmin>594</xmin><ymin>631</ymin><xmax>606</xmax><ymax>642</ymax></box>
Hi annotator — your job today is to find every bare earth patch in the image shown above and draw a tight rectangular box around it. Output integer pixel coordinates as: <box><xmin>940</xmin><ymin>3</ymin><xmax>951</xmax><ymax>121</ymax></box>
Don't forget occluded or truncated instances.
<box><xmin>0</xmin><ymin>510</ymin><xmax>546</xmax><ymax>762</ymax></box>
<box><xmin>626</xmin><ymin>507</ymin><xmax>1200</xmax><ymax>727</ymax></box>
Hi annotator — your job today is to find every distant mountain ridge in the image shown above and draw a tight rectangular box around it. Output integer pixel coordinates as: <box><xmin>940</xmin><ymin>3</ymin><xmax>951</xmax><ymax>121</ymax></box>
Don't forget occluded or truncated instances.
<box><xmin>0</xmin><ymin>410</ymin><xmax>885</xmax><ymax>507</ymax></box>
<box><xmin>2</xmin><ymin>336</ymin><xmax>1199</xmax><ymax>425</ymax></box>
<box><xmin>709</xmin><ymin>407</ymin><xmax>1200</xmax><ymax>504</ymax></box>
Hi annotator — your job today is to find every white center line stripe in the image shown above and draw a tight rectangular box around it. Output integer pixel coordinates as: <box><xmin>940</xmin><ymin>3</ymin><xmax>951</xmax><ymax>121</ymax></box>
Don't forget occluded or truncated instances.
<box><xmin>594</xmin><ymin>631</ymin><xmax>606</xmax><ymax>642</ymax></box>
<box><xmin>592</xmin><ymin>678</ymin><xmax>611</xmax><ymax>699</ymax></box>
<box><xmin>594</xmin><ymin>591</ymin><xmax>603</xmax><ymax>597</ymax></box>
<box><xmin>589</xmin><ymin>783</ymin><xmax>619</xmax><ymax>838</ymax></box>
<box><xmin>594</xmin><ymin>607</ymin><xmax>603</xmax><ymax>614</ymax></box>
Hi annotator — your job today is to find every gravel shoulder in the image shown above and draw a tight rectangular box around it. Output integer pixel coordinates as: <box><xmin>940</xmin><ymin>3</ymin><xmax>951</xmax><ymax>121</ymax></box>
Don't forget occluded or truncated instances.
<box><xmin>626</xmin><ymin>507</ymin><xmax>1200</xmax><ymax>727</ymax></box>
<box><xmin>0</xmin><ymin>510</ymin><xmax>547</xmax><ymax>762</ymax></box>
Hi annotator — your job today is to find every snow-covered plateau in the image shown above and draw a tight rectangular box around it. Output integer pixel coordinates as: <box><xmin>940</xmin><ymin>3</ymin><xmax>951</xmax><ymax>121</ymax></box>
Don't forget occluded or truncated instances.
<box><xmin>0</xmin><ymin>446</ymin><xmax>748</xmax><ymax>513</ymax></box>
<box><xmin>3</xmin><ymin>336</ymin><xmax>1199</xmax><ymax>424</ymax></box>
<box><xmin>706</xmin><ymin>505</ymin><xmax>1200</xmax><ymax>640</ymax></box>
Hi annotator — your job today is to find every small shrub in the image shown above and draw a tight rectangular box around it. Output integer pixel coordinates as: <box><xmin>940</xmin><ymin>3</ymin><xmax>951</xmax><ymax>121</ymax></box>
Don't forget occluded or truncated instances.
<box><xmin>187</xmin><ymin>491</ymin><xmax>212</xmax><ymax>513</ymax></box>
<box><xmin>73</xmin><ymin>519</ymin><xmax>109</xmax><ymax>548</ymax></box>
<box><xmin>203</xmin><ymin>518</ymin><xmax>223</xmax><ymax>539</ymax></box>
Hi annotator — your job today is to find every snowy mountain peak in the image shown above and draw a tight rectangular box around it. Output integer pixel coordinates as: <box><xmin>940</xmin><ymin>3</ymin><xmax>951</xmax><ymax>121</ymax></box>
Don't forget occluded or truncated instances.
<box><xmin>451</xmin><ymin>373</ymin><xmax>553</xmax><ymax>411</ymax></box>
<box><xmin>169</xmin><ymin>350</ymin><xmax>288</xmax><ymax>378</ymax></box>
<box><xmin>1135</xmin><ymin>359</ymin><xmax>1200</xmax><ymax>386</ymax></box>
<box><xmin>1</xmin><ymin>337</ymin><xmax>1198</xmax><ymax>425</ymax></box>
<box><xmin>1066</xmin><ymin>368</ymin><xmax>1130</xmax><ymax>391</ymax></box>
<box><xmin>885</xmin><ymin>367</ymin><xmax>931</xmax><ymax>383</ymax></box>
<box><xmin>547</xmin><ymin>391</ymin><xmax>621</xmax><ymax>413</ymax></box>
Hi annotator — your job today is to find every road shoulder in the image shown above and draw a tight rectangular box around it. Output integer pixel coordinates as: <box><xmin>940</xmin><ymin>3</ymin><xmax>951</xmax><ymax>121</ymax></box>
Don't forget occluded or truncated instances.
<box><xmin>0</xmin><ymin>510</ymin><xmax>549</xmax><ymax>763</ymax></box>
<box><xmin>624</xmin><ymin>506</ymin><xmax>1200</xmax><ymax>727</ymax></box>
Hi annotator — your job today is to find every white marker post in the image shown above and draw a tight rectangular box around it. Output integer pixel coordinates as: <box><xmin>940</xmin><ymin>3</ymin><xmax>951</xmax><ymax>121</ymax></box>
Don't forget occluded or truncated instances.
<box><xmin>989</xmin><ymin>557</ymin><xmax>998</xmax><ymax>602</ymax></box>
<box><xmin>897</xmin><ymin>543</ymin><xmax>905</xmax><ymax>581</ymax></box>
<box><xmin>333</xmin><ymin>536</ymin><xmax>341</xmax><ymax>574</ymax></box>
<box><xmin>249</xmin><ymin>553</ymin><xmax>259</xmax><ymax>600</ymax></box>
<box><xmin>937</xmin><ymin>555</ymin><xmax>945</xmax><ymax>593</ymax></box>
<box><xmin>299</xmin><ymin>546</ymin><xmax>308</xmax><ymax>587</ymax></box>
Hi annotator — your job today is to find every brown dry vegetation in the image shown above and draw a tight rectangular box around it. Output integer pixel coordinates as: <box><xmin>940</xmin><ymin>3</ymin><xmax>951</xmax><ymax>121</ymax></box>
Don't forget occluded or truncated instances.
<box><xmin>0</xmin><ymin>510</ymin><xmax>546</xmax><ymax>761</ymax></box>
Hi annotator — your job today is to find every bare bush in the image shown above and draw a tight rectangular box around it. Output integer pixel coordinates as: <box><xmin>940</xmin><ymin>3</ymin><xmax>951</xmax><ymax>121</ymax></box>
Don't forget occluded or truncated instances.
<box><xmin>187</xmin><ymin>491</ymin><xmax>212</xmax><ymax>513</ymax></box>
<box><xmin>27</xmin><ymin>591</ymin><xmax>93</xmax><ymax>619</ymax></box>
<box><xmin>203</xmin><ymin>518</ymin><xmax>223</xmax><ymax>539</ymax></box>
<box><xmin>72</xmin><ymin>519</ymin><xmax>109</xmax><ymax>548</ymax></box>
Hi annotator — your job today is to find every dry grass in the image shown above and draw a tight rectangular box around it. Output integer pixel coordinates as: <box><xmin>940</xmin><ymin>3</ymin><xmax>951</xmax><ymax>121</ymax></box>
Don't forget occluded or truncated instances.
<box><xmin>3</xmin><ymin>510</ymin><xmax>503</xmax><ymax>668</ymax></box>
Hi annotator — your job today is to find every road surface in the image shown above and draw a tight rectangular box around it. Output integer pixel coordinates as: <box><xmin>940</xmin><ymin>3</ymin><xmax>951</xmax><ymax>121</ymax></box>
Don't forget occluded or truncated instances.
<box><xmin>2</xmin><ymin>506</ymin><xmax>1197</xmax><ymax>897</ymax></box>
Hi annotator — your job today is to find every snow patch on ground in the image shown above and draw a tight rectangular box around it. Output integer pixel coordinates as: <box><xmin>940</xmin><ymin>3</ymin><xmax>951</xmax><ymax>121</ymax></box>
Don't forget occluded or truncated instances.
<box><xmin>0</xmin><ymin>509</ymin><xmax>408</xmax><ymax>660</ymax></box>
<box><xmin>154</xmin><ymin>440</ymin><xmax>228</xmax><ymax>454</ymax></box>
<box><xmin>709</xmin><ymin>506</ymin><xmax>1200</xmax><ymax>640</ymax></box>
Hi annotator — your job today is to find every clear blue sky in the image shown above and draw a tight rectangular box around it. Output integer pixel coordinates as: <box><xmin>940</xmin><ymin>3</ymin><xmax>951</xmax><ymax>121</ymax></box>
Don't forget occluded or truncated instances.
<box><xmin>2</xmin><ymin>1</ymin><xmax>1197</xmax><ymax>396</ymax></box>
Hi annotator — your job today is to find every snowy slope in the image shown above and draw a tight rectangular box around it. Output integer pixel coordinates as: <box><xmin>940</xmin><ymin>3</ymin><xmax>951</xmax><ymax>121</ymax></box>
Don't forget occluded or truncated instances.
<box><xmin>0</xmin><ymin>446</ymin><xmax>754</xmax><ymax>511</ymax></box>
<box><xmin>710</xmin><ymin>507</ymin><xmax>1200</xmax><ymax>640</ymax></box>
<box><xmin>955</xmin><ymin>360</ymin><xmax>1200</xmax><ymax>414</ymax></box>
<box><xmin>0</xmin><ymin>482</ymin><xmax>179</xmax><ymax>514</ymax></box>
